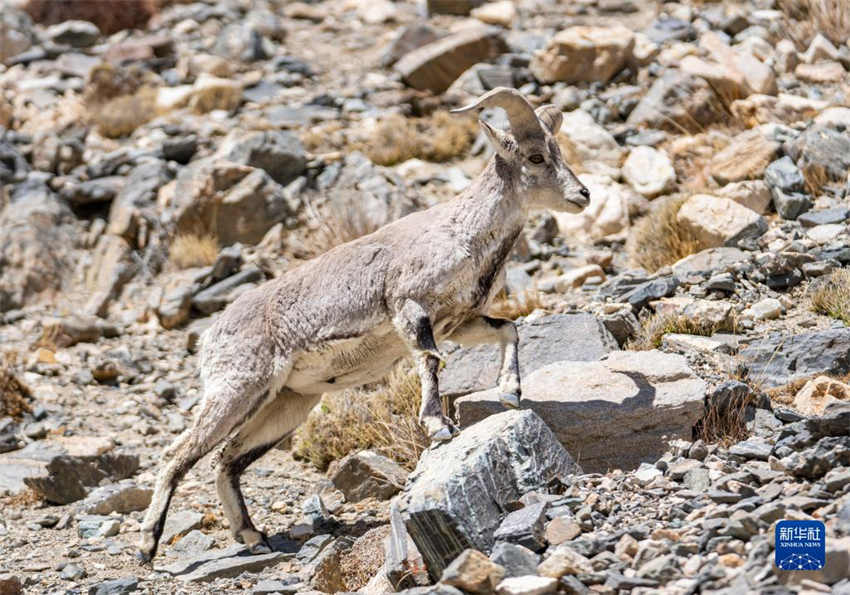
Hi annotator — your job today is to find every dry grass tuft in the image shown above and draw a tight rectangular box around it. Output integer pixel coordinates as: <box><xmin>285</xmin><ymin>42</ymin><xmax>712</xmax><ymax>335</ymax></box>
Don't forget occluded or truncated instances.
<box><xmin>627</xmin><ymin>310</ymin><xmax>737</xmax><ymax>351</ymax></box>
<box><xmin>293</xmin><ymin>364</ymin><xmax>428</xmax><ymax>471</ymax></box>
<box><xmin>300</xmin><ymin>195</ymin><xmax>383</xmax><ymax>258</ymax></box>
<box><xmin>169</xmin><ymin>233</ymin><xmax>219</xmax><ymax>269</ymax></box>
<box><xmin>778</xmin><ymin>0</ymin><xmax>850</xmax><ymax>47</ymax></box>
<box><xmin>801</xmin><ymin>163</ymin><xmax>831</xmax><ymax>197</ymax></box>
<box><xmin>809</xmin><ymin>268</ymin><xmax>850</xmax><ymax>325</ymax></box>
<box><xmin>1</xmin><ymin>354</ymin><xmax>32</xmax><ymax>419</ymax></box>
<box><xmin>360</xmin><ymin>111</ymin><xmax>478</xmax><ymax>166</ymax></box>
<box><xmin>90</xmin><ymin>87</ymin><xmax>159</xmax><ymax>138</ymax></box>
<box><xmin>487</xmin><ymin>288</ymin><xmax>547</xmax><ymax>320</ymax></box>
<box><xmin>697</xmin><ymin>386</ymin><xmax>754</xmax><ymax>445</ymax></box>
<box><xmin>626</xmin><ymin>196</ymin><xmax>705</xmax><ymax>272</ymax></box>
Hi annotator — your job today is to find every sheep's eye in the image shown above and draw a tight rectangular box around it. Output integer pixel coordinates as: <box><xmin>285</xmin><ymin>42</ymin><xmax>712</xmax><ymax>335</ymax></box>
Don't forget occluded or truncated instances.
<box><xmin>528</xmin><ymin>154</ymin><xmax>545</xmax><ymax>164</ymax></box>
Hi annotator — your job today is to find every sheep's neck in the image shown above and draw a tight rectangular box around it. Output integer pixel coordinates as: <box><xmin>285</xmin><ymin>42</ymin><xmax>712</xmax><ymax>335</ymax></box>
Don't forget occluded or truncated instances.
<box><xmin>453</xmin><ymin>156</ymin><xmax>525</xmax><ymax>301</ymax></box>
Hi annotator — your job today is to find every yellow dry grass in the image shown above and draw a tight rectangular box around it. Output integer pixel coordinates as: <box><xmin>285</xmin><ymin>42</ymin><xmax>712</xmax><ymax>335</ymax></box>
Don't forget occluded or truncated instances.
<box><xmin>300</xmin><ymin>195</ymin><xmax>383</xmax><ymax>258</ymax></box>
<box><xmin>697</xmin><ymin>385</ymin><xmax>754</xmax><ymax>445</ymax></box>
<box><xmin>293</xmin><ymin>364</ymin><xmax>429</xmax><ymax>471</ymax></box>
<box><xmin>778</xmin><ymin>0</ymin><xmax>850</xmax><ymax>46</ymax></box>
<box><xmin>809</xmin><ymin>268</ymin><xmax>850</xmax><ymax>325</ymax></box>
<box><xmin>169</xmin><ymin>233</ymin><xmax>219</xmax><ymax>269</ymax></box>
<box><xmin>91</xmin><ymin>87</ymin><xmax>159</xmax><ymax>138</ymax></box>
<box><xmin>626</xmin><ymin>196</ymin><xmax>705</xmax><ymax>273</ymax></box>
<box><xmin>0</xmin><ymin>354</ymin><xmax>32</xmax><ymax>419</ymax></box>
<box><xmin>487</xmin><ymin>288</ymin><xmax>547</xmax><ymax>320</ymax></box>
<box><xmin>626</xmin><ymin>310</ymin><xmax>738</xmax><ymax>351</ymax></box>
<box><xmin>360</xmin><ymin>111</ymin><xmax>478</xmax><ymax>166</ymax></box>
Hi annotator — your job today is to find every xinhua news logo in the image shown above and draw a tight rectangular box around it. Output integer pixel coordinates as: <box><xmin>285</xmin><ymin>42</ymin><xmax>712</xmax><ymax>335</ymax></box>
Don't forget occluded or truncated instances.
<box><xmin>775</xmin><ymin>520</ymin><xmax>826</xmax><ymax>571</ymax></box>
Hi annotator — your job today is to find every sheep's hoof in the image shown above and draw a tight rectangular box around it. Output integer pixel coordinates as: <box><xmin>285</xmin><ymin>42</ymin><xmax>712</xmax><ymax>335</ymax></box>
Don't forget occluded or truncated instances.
<box><xmin>499</xmin><ymin>393</ymin><xmax>521</xmax><ymax>409</ymax></box>
<box><xmin>135</xmin><ymin>548</ymin><xmax>153</xmax><ymax>566</ymax></box>
<box><xmin>136</xmin><ymin>534</ymin><xmax>155</xmax><ymax>565</ymax></box>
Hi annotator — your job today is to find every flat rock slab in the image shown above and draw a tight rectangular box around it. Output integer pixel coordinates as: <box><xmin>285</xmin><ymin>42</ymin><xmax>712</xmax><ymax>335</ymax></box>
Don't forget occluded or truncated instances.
<box><xmin>156</xmin><ymin>544</ymin><xmax>288</xmax><ymax>582</ymax></box>
<box><xmin>78</xmin><ymin>482</ymin><xmax>152</xmax><ymax>514</ymax></box>
<box><xmin>439</xmin><ymin>313</ymin><xmax>617</xmax><ymax>397</ymax></box>
<box><xmin>396</xmin><ymin>409</ymin><xmax>580</xmax><ymax>580</ymax></box>
<box><xmin>395</xmin><ymin>26</ymin><xmax>506</xmax><ymax>93</ymax></box>
<box><xmin>0</xmin><ymin>437</ymin><xmax>138</xmax><ymax>504</ymax></box>
<box><xmin>739</xmin><ymin>328</ymin><xmax>850</xmax><ymax>388</ymax></box>
<box><xmin>455</xmin><ymin>350</ymin><xmax>707</xmax><ymax>473</ymax></box>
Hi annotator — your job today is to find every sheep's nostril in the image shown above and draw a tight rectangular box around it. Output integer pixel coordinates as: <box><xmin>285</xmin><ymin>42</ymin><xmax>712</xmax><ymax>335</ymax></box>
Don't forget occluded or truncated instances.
<box><xmin>580</xmin><ymin>187</ymin><xmax>590</xmax><ymax>200</ymax></box>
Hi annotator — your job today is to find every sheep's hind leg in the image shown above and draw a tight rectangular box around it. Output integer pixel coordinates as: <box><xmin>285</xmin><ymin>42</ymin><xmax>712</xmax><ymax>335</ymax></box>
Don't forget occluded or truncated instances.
<box><xmin>392</xmin><ymin>299</ymin><xmax>457</xmax><ymax>442</ymax></box>
<box><xmin>137</xmin><ymin>381</ymin><xmax>271</xmax><ymax>563</ymax></box>
<box><xmin>449</xmin><ymin>316</ymin><xmax>521</xmax><ymax>409</ymax></box>
<box><xmin>215</xmin><ymin>389</ymin><xmax>320</xmax><ymax>553</ymax></box>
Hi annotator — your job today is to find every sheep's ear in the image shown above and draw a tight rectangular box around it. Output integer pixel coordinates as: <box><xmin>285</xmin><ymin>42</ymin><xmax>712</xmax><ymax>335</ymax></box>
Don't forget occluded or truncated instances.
<box><xmin>535</xmin><ymin>104</ymin><xmax>563</xmax><ymax>134</ymax></box>
<box><xmin>480</xmin><ymin>120</ymin><xmax>516</xmax><ymax>161</ymax></box>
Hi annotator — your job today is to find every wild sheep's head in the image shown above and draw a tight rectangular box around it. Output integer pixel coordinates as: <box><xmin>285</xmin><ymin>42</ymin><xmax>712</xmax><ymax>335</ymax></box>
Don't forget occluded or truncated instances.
<box><xmin>452</xmin><ymin>87</ymin><xmax>590</xmax><ymax>214</ymax></box>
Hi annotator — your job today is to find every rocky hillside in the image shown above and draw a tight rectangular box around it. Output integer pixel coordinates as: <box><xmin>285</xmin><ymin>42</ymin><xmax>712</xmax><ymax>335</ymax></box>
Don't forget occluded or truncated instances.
<box><xmin>0</xmin><ymin>0</ymin><xmax>849</xmax><ymax>593</ymax></box>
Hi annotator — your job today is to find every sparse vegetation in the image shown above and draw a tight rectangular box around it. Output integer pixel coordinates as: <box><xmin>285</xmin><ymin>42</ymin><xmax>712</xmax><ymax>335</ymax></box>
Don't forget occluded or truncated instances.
<box><xmin>90</xmin><ymin>87</ymin><xmax>159</xmax><ymax>138</ymax></box>
<box><xmin>83</xmin><ymin>63</ymin><xmax>160</xmax><ymax>138</ymax></box>
<box><xmin>487</xmin><ymin>287</ymin><xmax>547</xmax><ymax>320</ymax></box>
<box><xmin>778</xmin><ymin>0</ymin><xmax>850</xmax><ymax>46</ymax></box>
<box><xmin>169</xmin><ymin>233</ymin><xmax>220</xmax><ymax>269</ymax></box>
<box><xmin>293</xmin><ymin>364</ymin><xmax>428</xmax><ymax>471</ymax></box>
<box><xmin>300</xmin><ymin>194</ymin><xmax>384</xmax><ymax>258</ymax></box>
<box><xmin>627</xmin><ymin>310</ymin><xmax>737</xmax><ymax>351</ymax></box>
<box><xmin>0</xmin><ymin>354</ymin><xmax>32</xmax><ymax>419</ymax></box>
<box><xmin>626</xmin><ymin>196</ymin><xmax>706</xmax><ymax>272</ymax></box>
<box><xmin>696</xmin><ymin>382</ymin><xmax>754</xmax><ymax>445</ymax></box>
<box><xmin>809</xmin><ymin>268</ymin><xmax>850</xmax><ymax>325</ymax></box>
<box><xmin>360</xmin><ymin>111</ymin><xmax>478</xmax><ymax>166</ymax></box>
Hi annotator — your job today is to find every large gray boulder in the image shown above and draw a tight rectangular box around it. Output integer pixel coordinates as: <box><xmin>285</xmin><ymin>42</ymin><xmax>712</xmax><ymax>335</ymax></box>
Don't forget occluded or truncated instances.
<box><xmin>455</xmin><ymin>350</ymin><xmax>707</xmax><ymax>473</ymax></box>
<box><xmin>439</xmin><ymin>313</ymin><xmax>617</xmax><ymax>397</ymax></box>
<box><xmin>739</xmin><ymin>329</ymin><xmax>850</xmax><ymax>388</ymax></box>
<box><xmin>396</xmin><ymin>409</ymin><xmax>580</xmax><ymax>580</ymax></box>
<box><xmin>171</xmin><ymin>159</ymin><xmax>298</xmax><ymax>246</ymax></box>
<box><xmin>0</xmin><ymin>437</ymin><xmax>138</xmax><ymax>504</ymax></box>
<box><xmin>0</xmin><ymin>179</ymin><xmax>75</xmax><ymax>313</ymax></box>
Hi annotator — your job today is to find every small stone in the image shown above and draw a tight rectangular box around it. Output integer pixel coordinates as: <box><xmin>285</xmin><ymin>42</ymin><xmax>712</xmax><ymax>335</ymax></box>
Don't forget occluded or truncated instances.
<box><xmin>441</xmin><ymin>549</ymin><xmax>505</xmax><ymax>594</ymax></box>
<box><xmin>471</xmin><ymin>1</ymin><xmax>516</xmax><ymax>27</ymax></box>
<box><xmin>395</xmin><ymin>26</ymin><xmax>507</xmax><ymax>94</ymax></box>
<box><xmin>493</xmin><ymin>502</ymin><xmax>548</xmax><ymax>551</ymax></box>
<box><xmin>622</xmin><ymin>146</ymin><xmax>675</xmax><ymax>198</ymax></box>
<box><xmin>61</xmin><ymin>563</ymin><xmax>86</xmax><ymax>580</ymax></box>
<box><xmin>79</xmin><ymin>482</ymin><xmax>152</xmax><ymax>515</ymax></box>
<box><xmin>743</xmin><ymin>298</ymin><xmax>783</xmax><ymax>321</ymax></box>
<box><xmin>537</xmin><ymin>545</ymin><xmax>593</xmax><ymax>578</ymax></box>
<box><xmin>160</xmin><ymin>510</ymin><xmax>203</xmax><ymax>545</ymax></box>
<box><xmin>531</xmin><ymin>26</ymin><xmax>635</xmax><ymax>84</ymax></box>
<box><xmin>614</xmin><ymin>534</ymin><xmax>638</xmax><ymax>559</ymax></box>
<box><xmin>331</xmin><ymin>450</ymin><xmax>408</xmax><ymax>502</ymax></box>
<box><xmin>496</xmin><ymin>575</ymin><xmax>558</xmax><ymax>595</ymax></box>
<box><xmin>796</xmin><ymin>61</ymin><xmax>846</xmax><ymax>84</ymax></box>
<box><xmin>676</xmin><ymin>194</ymin><xmax>766</xmax><ymax>248</ymax></box>
<box><xmin>87</xmin><ymin>576</ymin><xmax>139</xmax><ymax>595</ymax></box>
<box><xmin>489</xmin><ymin>543</ymin><xmax>540</xmax><ymax>578</ymax></box>
<box><xmin>172</xmin><ymin>530</ymin><xmax>215</xmax><ymax>554</ymax></box>
<box><xmin>297</xmin><ymin>534</ymin><xmax>334</xmax><ymax>564</ymax></box>
<box><xmin>716</xmin><ymin>180</ymin><xmax>772</xmax><ymax>215</ymax></box>
<box><xmin>710</xmin><ymin>129</ymin><xmax>780</xmax><ymax>185</ymax></box>
<box><xmin>793</xmin><ymin>376</ymin><xmax>850</xmax><ymax>416</ymax></box>
<box><xmin>544</xmin><ymin>516</ymin><xmax>581</xmax><ymax>545</ymax></box>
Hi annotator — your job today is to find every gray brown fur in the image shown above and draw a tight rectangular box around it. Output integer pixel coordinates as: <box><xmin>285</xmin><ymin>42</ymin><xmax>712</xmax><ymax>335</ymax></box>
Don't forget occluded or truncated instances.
<box><xmin>137</xmin><ymin>88</ymin><xmax>589</xmax><ymax>562</ymax></box>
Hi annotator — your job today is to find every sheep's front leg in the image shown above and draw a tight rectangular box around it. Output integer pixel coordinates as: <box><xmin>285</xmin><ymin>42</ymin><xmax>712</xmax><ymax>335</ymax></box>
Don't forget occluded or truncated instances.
<box><xmin>392</xmin><ymin>299</ymin><xmax>457</xmax><ymax>442</ymax></box>
<box><xmin>449</xmin><ymin>316</ymin><xmax>521</xmax><ymax>409</ymax></box>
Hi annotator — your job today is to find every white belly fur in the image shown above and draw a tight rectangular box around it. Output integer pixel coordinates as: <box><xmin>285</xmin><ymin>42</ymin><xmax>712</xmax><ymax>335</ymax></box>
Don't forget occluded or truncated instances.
<box><xmin>285</xmin><ymin>322</ymin><xmax>409</xmax><ymax>394</ymax></box>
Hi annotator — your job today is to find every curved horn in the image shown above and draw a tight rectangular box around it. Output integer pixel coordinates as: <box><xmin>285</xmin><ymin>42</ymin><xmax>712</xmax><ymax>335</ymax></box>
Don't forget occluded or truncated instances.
<box><xmin>451</xmin><ymin>87</ymin><xmax>544</xmax><ymax>140</ymax></box>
